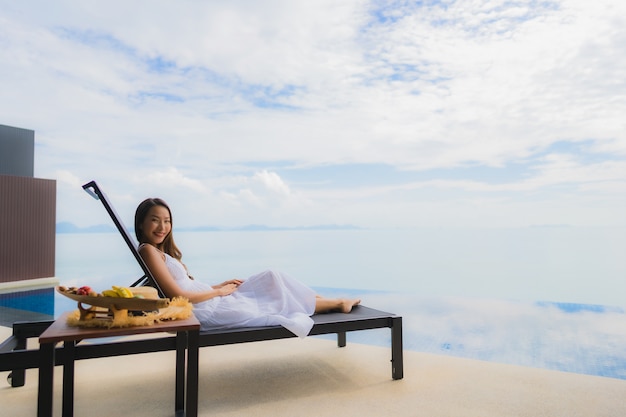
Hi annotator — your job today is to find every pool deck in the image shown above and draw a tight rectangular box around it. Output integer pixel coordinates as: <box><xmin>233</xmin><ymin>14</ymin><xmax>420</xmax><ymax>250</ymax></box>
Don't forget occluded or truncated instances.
<box><xmin>1</xmin><ymin>325</ymin><xmax>625</xmax><ymax>417</ymax></box>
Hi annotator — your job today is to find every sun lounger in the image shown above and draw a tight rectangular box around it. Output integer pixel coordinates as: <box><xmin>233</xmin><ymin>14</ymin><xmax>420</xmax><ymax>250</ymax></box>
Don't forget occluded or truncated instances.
<box><xmin>82</xmin><ymin>180</ymin><xmax>403</xmax><ymax>380</ymax></box>
<box><xmin>0</xmin><ymin>182</ymin><xmax>403</xmax><ymax>391</ymax></box>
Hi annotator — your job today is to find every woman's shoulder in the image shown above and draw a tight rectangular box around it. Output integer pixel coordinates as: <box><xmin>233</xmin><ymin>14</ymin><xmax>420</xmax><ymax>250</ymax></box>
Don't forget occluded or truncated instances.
<box><xmin>138</xmin><ymin>243</ymin><xmax>165</xmax><ymax>261</ymax></box>
<box><xmin>138</xmin><ymin>243</ymin><xmax>152</xmax><ymax>254</ymax></box>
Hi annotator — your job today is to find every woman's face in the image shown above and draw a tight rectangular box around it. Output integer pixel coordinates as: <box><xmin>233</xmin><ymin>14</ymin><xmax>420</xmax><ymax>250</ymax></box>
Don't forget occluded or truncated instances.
<box><xmin>140</xmin><ymin>205</ymin><xmax>172</xmax><ymax>246</ymax></box>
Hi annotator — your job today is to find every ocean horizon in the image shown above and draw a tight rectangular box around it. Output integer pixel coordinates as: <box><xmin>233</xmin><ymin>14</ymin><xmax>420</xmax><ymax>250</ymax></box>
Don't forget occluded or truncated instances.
<box><xmin>53</xmin><ymin>226</ymin><xmax>626</xmax><ymax>380</ymax></box>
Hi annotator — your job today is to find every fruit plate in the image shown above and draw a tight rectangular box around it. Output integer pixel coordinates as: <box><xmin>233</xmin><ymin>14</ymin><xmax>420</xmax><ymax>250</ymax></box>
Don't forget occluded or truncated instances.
<box><xmin>57</xmin><ymin>287</ymin><xmax>170</xmax><ymax>311</ymax></box>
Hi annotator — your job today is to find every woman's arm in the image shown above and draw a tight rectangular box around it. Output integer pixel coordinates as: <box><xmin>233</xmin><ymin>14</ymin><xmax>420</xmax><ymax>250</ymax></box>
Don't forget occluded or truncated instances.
<box><xmin>138</xmin><ymin>245</ymin><xmax>238</xmax><ymax>303</ymax></box>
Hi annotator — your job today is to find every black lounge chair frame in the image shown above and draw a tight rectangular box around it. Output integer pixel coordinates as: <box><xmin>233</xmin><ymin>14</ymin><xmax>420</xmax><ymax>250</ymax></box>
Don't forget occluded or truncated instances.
<box><xmin>83</xmin><ymin>180</ymin><xmax>403</xmax><ymax>377</ymax></box>
<box><xmin>0</xmin><ymin>181</ymin><xmax>403</xmax><ymax>393</ymax></box>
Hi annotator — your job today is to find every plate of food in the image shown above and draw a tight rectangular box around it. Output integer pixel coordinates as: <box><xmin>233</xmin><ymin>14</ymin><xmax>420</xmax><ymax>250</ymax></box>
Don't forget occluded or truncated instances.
<box><xmin>57</xmin><ymin>285</ymin><xmax>170</xmax><ymax>312</ymax></box>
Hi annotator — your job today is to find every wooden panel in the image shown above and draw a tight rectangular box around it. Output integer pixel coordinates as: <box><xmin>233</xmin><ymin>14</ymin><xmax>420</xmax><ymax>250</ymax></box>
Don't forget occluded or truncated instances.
<box><xmin>0</xmin><ymin>176</ymin><xmax>56</xmax><ymax>282</ymax></box>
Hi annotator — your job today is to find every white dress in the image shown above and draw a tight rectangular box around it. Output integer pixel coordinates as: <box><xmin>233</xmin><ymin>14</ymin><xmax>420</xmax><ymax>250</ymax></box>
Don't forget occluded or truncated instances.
<box><xmin>163</xmin><ymin>253</ymin><xmax>317</xmax><ymax>337</ymax></box>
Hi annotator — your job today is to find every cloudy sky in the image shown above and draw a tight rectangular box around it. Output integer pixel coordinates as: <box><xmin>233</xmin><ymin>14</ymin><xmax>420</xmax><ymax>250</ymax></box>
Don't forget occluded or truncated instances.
<box><xmin>1</xmin><ymin>0</ymin><xmax>625</xmax><ymax>229</ymax></box>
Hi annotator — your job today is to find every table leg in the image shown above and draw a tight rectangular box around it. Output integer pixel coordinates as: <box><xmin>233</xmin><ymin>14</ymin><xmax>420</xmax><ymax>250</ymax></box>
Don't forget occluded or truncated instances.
<box><xmin>37</xmin><ymin>342</ymin><xmax>55</xmax><ymax>417</ymax></box>
<box><xmin>186</xmin><ymin>329</ymin><xmax>199</xmax><ymax>417</ymax></box>
<box><xmin>62</xmin><ymin>341</ymin><xmax>76</xmax><ymax>417</ymax></box>
<box><xmin>175</xmin><ymin>331</ymin><xmax>186</xmax><ymax>415</ymax></box>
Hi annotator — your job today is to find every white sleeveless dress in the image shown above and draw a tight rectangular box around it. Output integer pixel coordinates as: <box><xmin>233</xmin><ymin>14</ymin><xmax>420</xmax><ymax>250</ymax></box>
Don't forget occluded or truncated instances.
<box><xmin>163</xmin><ymin>253</ymin><xmax>316</xmax><ymax>337</ymax></box>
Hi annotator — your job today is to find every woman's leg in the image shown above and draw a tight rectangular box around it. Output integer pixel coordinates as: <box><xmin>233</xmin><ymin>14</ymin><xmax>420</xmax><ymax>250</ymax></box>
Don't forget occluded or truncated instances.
<box><xmin>315</xmin><ymin>297</ymin><xmax>361</xmax><ymax>314</ymax></box>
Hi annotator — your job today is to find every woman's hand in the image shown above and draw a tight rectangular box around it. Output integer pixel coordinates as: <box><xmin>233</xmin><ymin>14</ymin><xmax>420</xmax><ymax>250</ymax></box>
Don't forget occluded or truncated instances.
<box><xmin>217</xmin><ymin>279</ymin><xmax>243</xmax><ymax>287</ymax></box>
<box><xmin>217</xmin><ymin>283</ymin><xmax>239</xmax><ymax>296</ymax></box>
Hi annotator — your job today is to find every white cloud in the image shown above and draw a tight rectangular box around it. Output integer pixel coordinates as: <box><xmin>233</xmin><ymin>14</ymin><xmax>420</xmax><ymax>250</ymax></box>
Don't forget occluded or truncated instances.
<box><xmin>253</xmin><ymin>170</ymin><xmax>291</xmax><ymax>195</ymax></box>
<box><xmin>215</xmin><ymin>170</ymin><xmax>311</xmax><ymax>221</ymax></box>
<box><xmin>135</xmin><ymin>167</ymin><xmax>205</xmax><ymax>193</ymax></box>
<box><xmin>55</xmin><ymin>169</ymin><xmax>83</xmax><ymax>188</ymax></box>
<box><xmin>1</xmin><ymin>0</ymin><xmax>625</xmax><ymax>228</ymax></box>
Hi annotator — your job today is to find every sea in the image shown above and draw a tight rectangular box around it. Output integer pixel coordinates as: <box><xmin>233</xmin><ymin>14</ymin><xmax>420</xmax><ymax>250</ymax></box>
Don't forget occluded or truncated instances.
<box><xmin>54</xmin><ymin>226</ymin><xmax>626</xmax><ymax>380</ymax></box>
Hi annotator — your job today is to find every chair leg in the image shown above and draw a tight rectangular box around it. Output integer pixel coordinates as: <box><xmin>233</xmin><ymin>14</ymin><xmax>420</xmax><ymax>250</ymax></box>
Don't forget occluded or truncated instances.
<box><xmin>9</xmin><ymin>320</ymin><xmax>54</xmax><ymax>388</ymax></box>
<box><xmin>11</xmin><ymin>336</ymin><xmax>27</xmax><ymax>387</ymax></box>
<box><xmin>337</xmin><ymin>331</ymin><xmax>346</xmax><ymax>347</ymax></box>
<box><xmin>391</xmin><ymin>316</ymin><xmax>404</xmax><ymax>380</ymax></box>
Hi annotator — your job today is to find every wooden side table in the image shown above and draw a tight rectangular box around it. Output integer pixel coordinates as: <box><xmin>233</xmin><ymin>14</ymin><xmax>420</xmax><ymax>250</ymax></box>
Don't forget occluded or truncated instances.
<box><xmin>37</xmin><ymin>312</ymin><xmax>200</xmax><ymax>417</ymax></box>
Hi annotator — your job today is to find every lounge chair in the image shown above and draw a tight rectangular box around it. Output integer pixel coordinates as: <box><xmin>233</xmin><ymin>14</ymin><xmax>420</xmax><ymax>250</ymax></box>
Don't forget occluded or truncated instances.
<box><xmin>82</xmin><ymin>180</ymin><xmax>403</xmax><ymax>380</ymax></box>
<box><xmin>0</xmin><ymin>181</ymin><xmax>403</xmax><ymax>393</ymax></box>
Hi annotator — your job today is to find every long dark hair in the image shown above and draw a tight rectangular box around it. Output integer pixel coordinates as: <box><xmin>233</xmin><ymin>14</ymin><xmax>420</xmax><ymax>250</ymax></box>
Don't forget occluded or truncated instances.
<box><xmin>134</xmin><ymin>198</ymin><xmax>183</xmax><ymax>261</ymax></box>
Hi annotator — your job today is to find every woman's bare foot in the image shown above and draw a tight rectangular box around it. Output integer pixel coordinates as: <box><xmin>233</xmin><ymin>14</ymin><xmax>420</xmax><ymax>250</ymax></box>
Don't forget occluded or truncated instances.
<box><xmin>340</xmin><ymin>298</ymin><xmax>361</xmax><ymax>313</ymax></box>
<box><xmin>315</xmin><ymin>297</ymin><xmax>362</xmax><ymax>314</ymax></box>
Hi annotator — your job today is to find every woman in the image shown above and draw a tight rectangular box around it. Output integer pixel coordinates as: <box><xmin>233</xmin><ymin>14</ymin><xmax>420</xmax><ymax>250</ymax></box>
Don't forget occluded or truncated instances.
<box><xmin>135</xmin><ymin>198</ymin><xmax>360</xmax><ymax>337</ymax></box>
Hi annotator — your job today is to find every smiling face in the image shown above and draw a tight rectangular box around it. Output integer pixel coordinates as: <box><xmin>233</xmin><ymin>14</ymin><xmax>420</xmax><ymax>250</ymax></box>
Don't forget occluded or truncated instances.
<box><xmin>140</xmin><ymin>205</ymin><xmax>172</xmax><ymax>247</ymax></box>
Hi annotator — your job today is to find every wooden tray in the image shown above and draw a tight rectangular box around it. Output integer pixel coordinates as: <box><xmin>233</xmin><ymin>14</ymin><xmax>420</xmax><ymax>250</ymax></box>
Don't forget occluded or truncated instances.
<box><xmin>57</xmin><ymin>287</ymin><xmax>170</xmax><ymax>311</ymax></box>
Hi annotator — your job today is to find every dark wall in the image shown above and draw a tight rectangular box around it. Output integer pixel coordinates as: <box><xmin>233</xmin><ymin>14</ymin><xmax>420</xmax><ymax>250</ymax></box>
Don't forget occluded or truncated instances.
<box><xmin>0</xmin><ymin>176</ymin><xmax>56</xmax><ymax>283</ymax></box>
<box><xmin>0</xmin><ymin>124</ymin><xmax>35</xmax><ymax>177</ymax></box>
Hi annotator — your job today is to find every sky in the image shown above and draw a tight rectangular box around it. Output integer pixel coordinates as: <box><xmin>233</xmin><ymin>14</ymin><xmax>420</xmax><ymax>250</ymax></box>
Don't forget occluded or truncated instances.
<box><xmin>1</xmin><ymin>0</ymin><xmax>625</xmax><ymax>229</ymax></box>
